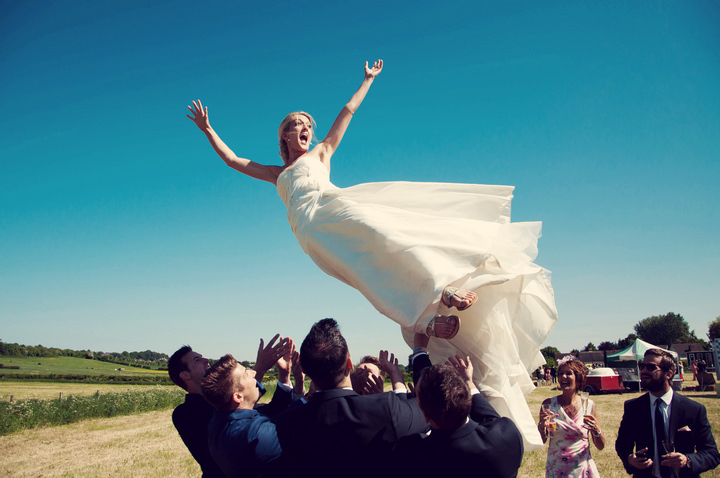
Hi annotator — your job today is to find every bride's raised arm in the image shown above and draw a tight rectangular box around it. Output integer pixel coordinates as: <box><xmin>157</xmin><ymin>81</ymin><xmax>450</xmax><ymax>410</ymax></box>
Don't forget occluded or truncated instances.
<box><xmin>187</xmin><ymin>99</ymin><xmax>282</xmax><ymax>184</ymax></box>
<box><xmin>314</xmin><ymin>60</ymin><xmax>383</xmax><ymax>166</ymax></box>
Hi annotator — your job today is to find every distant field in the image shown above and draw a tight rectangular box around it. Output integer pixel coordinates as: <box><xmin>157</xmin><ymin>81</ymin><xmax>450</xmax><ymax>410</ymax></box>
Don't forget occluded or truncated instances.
<box><xmin>0</xmin><ymin>382</ymin><xmax>167</xmax><ymax>401</ymax></box>
<box><xmin>0</xmin><ymin>356</ymin><xmax>166</xmax><ymax>376</ymax></box>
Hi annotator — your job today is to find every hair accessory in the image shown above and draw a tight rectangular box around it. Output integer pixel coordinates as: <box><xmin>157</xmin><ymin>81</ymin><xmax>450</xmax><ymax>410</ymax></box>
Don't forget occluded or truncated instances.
<box><xmin>557</xmin><ymin>355</ymin><xmax>576</xmax><ymax>367</ymax></box>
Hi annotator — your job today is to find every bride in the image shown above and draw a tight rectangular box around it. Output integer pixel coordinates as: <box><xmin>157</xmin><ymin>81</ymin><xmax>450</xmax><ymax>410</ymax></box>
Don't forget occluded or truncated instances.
<box><xmin>187</xmin><ymin>60</ymin><xmax>557</xmax><ymax>449</ymax></box>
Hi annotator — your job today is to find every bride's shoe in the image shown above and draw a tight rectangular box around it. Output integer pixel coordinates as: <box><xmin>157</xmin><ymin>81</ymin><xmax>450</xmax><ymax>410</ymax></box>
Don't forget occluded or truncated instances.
<box><xmin>441</xmin><ymin>286</ymin><xmax>477</xmax><ymax>311</ymax></box>
<box><xmin>426</xmin><ymin>314</ymin><xmax>460</xmax><ymax>339</ymax></box>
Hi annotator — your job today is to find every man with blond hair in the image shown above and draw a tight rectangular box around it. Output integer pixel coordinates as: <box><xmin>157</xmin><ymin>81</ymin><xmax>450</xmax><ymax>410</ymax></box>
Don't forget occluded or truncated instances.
<box><xmin>202</xmin><ymin>349</ymin><xmax>295</xmax><ymax>478</ymax></box>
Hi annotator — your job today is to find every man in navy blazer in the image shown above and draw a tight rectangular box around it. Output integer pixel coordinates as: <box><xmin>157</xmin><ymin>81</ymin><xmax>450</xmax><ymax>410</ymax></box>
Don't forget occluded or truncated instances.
<box><xmin>393</xmin><ymin>334</ymin><xmax>524</xmax><ymax>478</ymax></box>
<box><xmin>616</xmin><ymin>348</ymin><xmax>720</xmax><ymax>477</ymax></box>
<box><xmin>273</xmin><ymin>318</ymin><xmax>427</xmax><ymax>478</ymax></box>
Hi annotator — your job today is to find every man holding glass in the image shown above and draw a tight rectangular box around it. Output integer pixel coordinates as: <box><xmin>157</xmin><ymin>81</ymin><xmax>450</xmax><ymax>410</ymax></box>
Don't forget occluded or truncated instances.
<box><xmin>615</xmin><ymin>348</ymin><xmax>720</xmax><ymax>477</ymax></box>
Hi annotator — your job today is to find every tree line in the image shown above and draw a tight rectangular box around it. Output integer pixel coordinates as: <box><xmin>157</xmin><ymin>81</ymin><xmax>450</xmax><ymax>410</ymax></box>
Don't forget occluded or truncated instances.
<box><xmin>541</xmin><ymin>312</ymin><xmax>720</xmax><ymax>366</ymax></box>
<box><xmin>0</xmin><ymin>340</ymin><xmax>169</xmax><ymax>369</ymax></box>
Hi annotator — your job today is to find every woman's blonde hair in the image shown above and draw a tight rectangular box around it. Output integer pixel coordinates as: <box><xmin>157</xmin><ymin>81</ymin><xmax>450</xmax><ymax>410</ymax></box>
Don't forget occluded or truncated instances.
<box><xmin>278</xmin><ymin>111</ymin><xmax>317</xmax><ymax>164</ymax></box>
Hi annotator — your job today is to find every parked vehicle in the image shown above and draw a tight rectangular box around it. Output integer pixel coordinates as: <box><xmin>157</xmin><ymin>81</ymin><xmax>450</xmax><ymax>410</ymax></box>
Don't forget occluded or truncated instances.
<box><xmin>583</xmin><ymin>367</ymin><xmax>624</xmax><ymax>394</ymax></box>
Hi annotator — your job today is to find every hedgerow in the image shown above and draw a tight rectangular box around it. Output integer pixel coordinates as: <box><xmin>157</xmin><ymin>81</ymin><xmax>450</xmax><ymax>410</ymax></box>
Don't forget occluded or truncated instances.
<box><xmin>0</xmin><ymin>373</ymin><xmax>172</xmax><ymax>385</ymax></box>
<box><xmin>0</xmin><ymin>388</ymin><xmax>185</xmax><ymax>435</ymax></box>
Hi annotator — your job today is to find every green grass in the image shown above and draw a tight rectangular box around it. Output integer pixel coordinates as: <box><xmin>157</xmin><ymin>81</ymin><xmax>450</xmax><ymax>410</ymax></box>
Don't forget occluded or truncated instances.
<box><xmin>0</xmin><ymin>356</ymin><xmax>165</xmax><ymax>376</ymax></box>
<box><xmin>0</xmin><ymin>387</ymin><xmax>185</xmax><ymax>435</ymax></box>
<box><xmin>0</xmin><ymin>382</ymin><xmax>165</xmax><ymax>401</ymax></box>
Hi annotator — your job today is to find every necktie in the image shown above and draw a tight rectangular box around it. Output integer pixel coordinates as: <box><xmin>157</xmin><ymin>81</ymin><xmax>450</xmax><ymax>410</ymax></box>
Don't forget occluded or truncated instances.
<box><xmin>655</xmin><ymin>400</ymin><xmax>669</xmax><ymax>478</ymax></box>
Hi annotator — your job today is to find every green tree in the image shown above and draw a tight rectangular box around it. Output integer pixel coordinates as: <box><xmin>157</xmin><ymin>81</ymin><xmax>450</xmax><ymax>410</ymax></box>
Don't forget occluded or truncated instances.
<box><xmin>617</xmin><ymin>333</ymin><xmax>637</xmax><ymax>350</ymax></box>
<box><xmin>708</xmin><ymin>316</ymin><xmax>720</xmax><ymax>341</ymax></box>
<box><xmin>583</xmin><ymin>342</ymin><xmax>597</xmax><ymax>352</ymax></box>
<box><xmin>598</xmin><ymin>341</ymin><xmax>617</xmax><ymax>351</ymax></box>
<box><xmin>634</xmin><ymin>312</ymin><xmax>690</xmax><ymax>345</ymax></box>
<box><xmin>541</xmin><ymin>346</ymin><xmax>560</xmax><ymax>366</ymax></box>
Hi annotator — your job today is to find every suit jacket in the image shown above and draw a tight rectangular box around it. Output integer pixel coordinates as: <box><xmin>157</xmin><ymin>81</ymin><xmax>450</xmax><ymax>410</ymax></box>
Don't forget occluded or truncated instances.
<box><xmin>394</xmin><ymin>353</ymin><xmax>524</xmax><ymax>478</ymax></box>
<box><xmin>208</xmin><ymin>409</ymin><xmax>281</xmax><ymax>478</ymax></box>
<box><xmin>273</xmin><ymin>386</ymin><xmax>427</xmax><ymax>478</ymax></box>
<box><xmin>206</xmin><ymin>383</ymin><xmax>294</xmax><ymax>478</ymax></box>
<box><xmin>615</xmin><ymin>392</ymin><xmax>720</xmax><ymax>477</ymax></box>
<box><xmin>173</xmin><ymin>383</ymin><xmax>292</xmax><ymax>478</ymax></box>
<box><xmin>172</xmin><ymin>393</ymin><xmax>225</xmax><ymax>478</ymax></box>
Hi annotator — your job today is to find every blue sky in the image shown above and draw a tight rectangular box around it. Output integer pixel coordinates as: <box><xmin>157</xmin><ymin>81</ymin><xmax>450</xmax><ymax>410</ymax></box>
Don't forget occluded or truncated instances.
<box><xmin>1</xmin><ymin>0</ymin><xmax>718</xmax><ymax>362</ymax></box>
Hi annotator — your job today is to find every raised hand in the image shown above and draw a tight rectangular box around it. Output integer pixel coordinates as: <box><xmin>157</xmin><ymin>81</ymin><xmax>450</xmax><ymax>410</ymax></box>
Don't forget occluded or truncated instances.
<box><xmin>187</xmin><ymin>99</ymin><xmax>210</xmax><ymax>132</ymax></box>
<box><xmin>351</xmin><ymin>367</ymin><xmax>384</xmax><ymax>395</ymax></box>
<box><xmin>379</xmin><ymin>350</ymin><xmax>406</xmax><ymax>393</ymax></box>
<box><xmin>446</xmin><ymin>354</ymin><xmax>474</xmax><ymax>383</ymax></box>
<box><xmin>254</xmin><ymin>334</ymin><xmax>292</xmax><ymax>380</ymax></box>
<box><xmin>276</xmin><ymin>339</ymin><xmax>295</xmax><ymax>386</ymax></box>
<box><xmin>290</xmin><ymin>350</ymin><xmax>305</xmax><ymax>397</ymax></box>
<box><xmin>364</xmin><ymin>59</ymin><xmax>383</xmax><ymax>80</ymax></box>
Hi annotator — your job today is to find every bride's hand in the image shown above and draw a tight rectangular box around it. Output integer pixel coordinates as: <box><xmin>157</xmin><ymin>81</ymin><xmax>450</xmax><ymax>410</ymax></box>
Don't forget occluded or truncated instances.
<box><xmin>364</xmin><ymin>59</ymin><xmax>383</xmax><ymax>79</ymax></box>
<box><xmin>187</xmin><ymin>99</ymin><xmax>210</xmax><ymax>132</ymax></box>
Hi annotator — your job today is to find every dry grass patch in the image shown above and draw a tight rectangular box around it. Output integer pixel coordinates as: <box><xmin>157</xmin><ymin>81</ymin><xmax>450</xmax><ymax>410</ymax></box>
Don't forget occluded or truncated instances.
<box><xmin>0</xmin><ymin>409</ymin><xmax>198</xmax><ymax>477</ymax></box>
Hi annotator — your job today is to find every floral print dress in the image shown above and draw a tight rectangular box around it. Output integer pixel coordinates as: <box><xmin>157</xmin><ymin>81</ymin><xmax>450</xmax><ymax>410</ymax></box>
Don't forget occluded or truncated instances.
<box><xmin>545</xmin><ymin>396</ymin><xmax>600</xmax><ymax>477</ymax></box>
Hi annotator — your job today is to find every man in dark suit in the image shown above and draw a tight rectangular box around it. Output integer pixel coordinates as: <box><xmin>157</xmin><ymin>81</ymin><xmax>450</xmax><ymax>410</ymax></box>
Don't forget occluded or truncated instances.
<box><xmin>616</xmin><ymin>348</ymin><xmax>720</xmax><ymax>477</ymax></box>
<box><xmin>169</xmin><ymin>346</ymin><xmax>224</xmax><ymax>478</ymax></box>
<box><xmin>169</xmin><ymin>336</ymin><xmax>292</xmax><ymax>478</ymax></box>
<box><xmin>393</xmin><ymin>334</ymin><xmax>524</xmax><ymax>478</ymax></box>
<box><xmin>273</xmin><ymin>318</ymin><xmax>427</xmax><ymax>478</ymax></box>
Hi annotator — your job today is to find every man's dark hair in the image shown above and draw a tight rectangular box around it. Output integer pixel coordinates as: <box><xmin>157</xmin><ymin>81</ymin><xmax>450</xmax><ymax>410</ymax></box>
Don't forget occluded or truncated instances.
<box><xmin>645</xmin><ymin>348</ymin><xmax>677</xmax><ymax>376</ymax></box>
<box><xmin>168</xmin><ymin>345</ymin><xmax>193</xmax><ymax>390</ymax></box>
<box><xmin>201</xmin><ymin>354</ymin><xmax>240</xmax><ymax>411</ymax></box>
<box><xmin>300</xmin><ymin>318</ymin><xmax>349</xmax><ymax>390</ymax></box>
<box><xmin>416</xmin><ymin>363</ymin><xmax>471</xmax><ymax>429</ymax></box>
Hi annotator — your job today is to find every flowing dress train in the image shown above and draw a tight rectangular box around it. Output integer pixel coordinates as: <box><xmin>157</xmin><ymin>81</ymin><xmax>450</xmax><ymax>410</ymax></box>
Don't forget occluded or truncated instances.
<box><xmin>276</xmin><ymin>155</ymin><xmax>558</xmax><ymax>449</ymax></box>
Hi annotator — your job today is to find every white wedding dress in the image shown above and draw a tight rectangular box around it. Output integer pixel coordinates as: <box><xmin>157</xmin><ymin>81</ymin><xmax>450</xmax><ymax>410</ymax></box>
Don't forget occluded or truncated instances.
<box><xmin>276</xmin><ymin>155</ymin><xmax>557</xmax><ymax>450</ymax></box>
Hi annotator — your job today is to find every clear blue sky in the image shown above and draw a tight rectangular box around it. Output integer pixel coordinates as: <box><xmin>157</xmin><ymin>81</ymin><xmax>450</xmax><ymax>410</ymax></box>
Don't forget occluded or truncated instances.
<box><xmin>2</xmin><ymin>0</ymin><xmax>718</xmax><ymax>362</ymax></box>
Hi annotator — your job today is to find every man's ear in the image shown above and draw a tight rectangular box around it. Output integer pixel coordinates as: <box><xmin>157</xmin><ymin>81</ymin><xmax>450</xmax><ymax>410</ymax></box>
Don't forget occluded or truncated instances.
<box><xmin>179</xmin><ymin>370</ymin><xmax>191</xmax><ymax>383</ymax></box>
<box><xmin>232</xmin><ymin>391</ymin><xmax>244</xmax><ymax>405</ymax></box>
<box><xmin>345</xmin><ymin>356</ymin><xmax>354</xmax><ymax>375</ymax></box>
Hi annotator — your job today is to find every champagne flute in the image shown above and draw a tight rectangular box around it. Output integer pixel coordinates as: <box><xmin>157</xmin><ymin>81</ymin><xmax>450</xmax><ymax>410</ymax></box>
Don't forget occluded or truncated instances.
<box><xmin>662</xmin><ymin>440</ymin><xmax>679</xmax><ymax>478</ymax></box>
<box><xmin>579</xmin><ymin>391</ymin><xmax>589</xmax><ymax>413</ymax></box>
<box><xmin>541</xmin><ymin>403</ymin><xmax>557</xmax><ymax>435</ymax></box>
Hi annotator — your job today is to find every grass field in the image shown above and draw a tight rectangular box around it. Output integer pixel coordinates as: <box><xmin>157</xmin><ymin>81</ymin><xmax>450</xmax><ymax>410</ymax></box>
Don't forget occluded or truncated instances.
<box><xmin>1</xmin><ymin>380</ymin><xmax>719</xmax><ymax>477</ymax></box>
<box><xmin>0</xmin><ymin>356</ymin><xmax>165</xmax><ymax>376</ymax></box>
<box><xmin>0</xmin><ymin>382</ymin><xmax>168</xmax><ymax>401</ymax></box>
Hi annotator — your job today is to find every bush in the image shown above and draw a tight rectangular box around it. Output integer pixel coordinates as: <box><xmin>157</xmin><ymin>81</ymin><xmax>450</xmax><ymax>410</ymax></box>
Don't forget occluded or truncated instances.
<box><xmin>0</xmin><ymin>388</ymin><xmax>185</xmax><ymax>435</ymax></box>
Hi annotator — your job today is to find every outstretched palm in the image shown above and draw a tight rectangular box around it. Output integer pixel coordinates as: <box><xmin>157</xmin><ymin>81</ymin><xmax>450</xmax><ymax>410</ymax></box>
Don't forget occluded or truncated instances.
<box><xmin>365</xmin><ymin>59</ymin><xmax>383</xmax><ymax>79</ymax></box>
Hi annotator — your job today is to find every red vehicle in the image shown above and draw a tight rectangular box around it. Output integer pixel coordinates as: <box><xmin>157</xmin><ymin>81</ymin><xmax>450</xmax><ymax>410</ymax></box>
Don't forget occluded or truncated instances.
<box><xmin>583</xmin><ymin>367</ymin><xmax>624</xmax><ymax>394</ymax></box>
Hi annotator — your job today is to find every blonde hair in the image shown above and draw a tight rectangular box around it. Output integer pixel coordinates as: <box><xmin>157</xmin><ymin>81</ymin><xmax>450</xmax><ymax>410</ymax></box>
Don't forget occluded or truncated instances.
<box><xmin>201</xmin><ymin>354</ymin><xmax>242</xmax><ymax>411</ymax></box>
<box><xmin>278</xmin><ymin>111</ymin><xmax>317</xmax><ymax>164</ymax></box>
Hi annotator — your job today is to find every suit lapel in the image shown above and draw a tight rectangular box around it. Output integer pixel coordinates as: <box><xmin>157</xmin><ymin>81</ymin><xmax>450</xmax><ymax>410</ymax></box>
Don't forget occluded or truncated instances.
<box><xmin>668</xmin><ymin>393</ymin><xmax>684</xmax><ymax>443</ymax></box>
<box><xmin>637</xmin><ymin>393</ymin><xmax>655</xmax><ymax>450</ymax></box>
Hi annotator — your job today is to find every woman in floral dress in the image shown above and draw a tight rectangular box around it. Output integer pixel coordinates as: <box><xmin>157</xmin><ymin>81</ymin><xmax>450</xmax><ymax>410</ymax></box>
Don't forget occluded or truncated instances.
<box><xmin>539</xmin><ymin>357</ymin><xmax>605</xmax><ymax>477</ymax></box>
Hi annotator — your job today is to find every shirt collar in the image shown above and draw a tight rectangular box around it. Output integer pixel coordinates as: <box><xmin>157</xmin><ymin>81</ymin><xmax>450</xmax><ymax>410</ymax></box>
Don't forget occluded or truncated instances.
<box><xmin>650</xmin><ymin>388</ymin><xmax>673</xmax><ymax>407</ymax></box>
